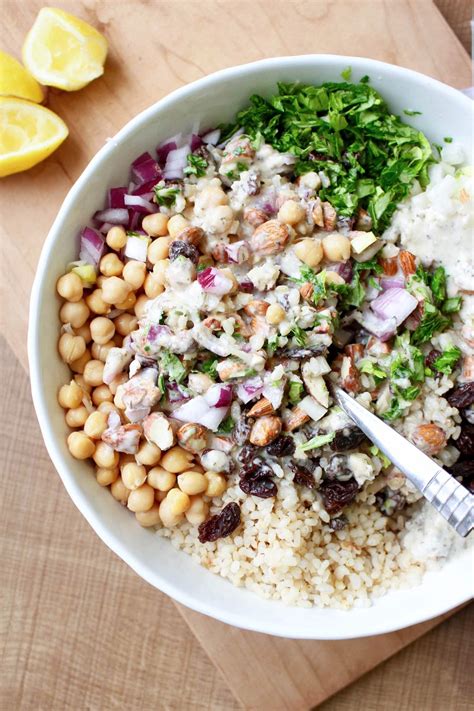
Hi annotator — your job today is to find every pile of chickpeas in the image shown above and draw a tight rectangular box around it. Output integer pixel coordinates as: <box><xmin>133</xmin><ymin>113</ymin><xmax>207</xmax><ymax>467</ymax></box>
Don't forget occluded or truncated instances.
<box><xmin>57</xmin><ymin>213</ymin><xmax>227</xmax><ymax>529</ymax></box>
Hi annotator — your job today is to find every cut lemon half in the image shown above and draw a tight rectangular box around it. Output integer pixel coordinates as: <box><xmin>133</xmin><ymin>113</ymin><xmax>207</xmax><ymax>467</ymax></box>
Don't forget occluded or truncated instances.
<box><xmin>22</xmin><ymin>7</ymin><xmax>108</xmax><ymax>91</ymax></box>
<box><xmin>0</xmin><ymin>97</ymin><xmax>68</xmax><ymax>177</ymax></box>
<box><xmin>0</xmin><ymin>50</ymin><xmax>44</xmax><ymax>102</ymax></box>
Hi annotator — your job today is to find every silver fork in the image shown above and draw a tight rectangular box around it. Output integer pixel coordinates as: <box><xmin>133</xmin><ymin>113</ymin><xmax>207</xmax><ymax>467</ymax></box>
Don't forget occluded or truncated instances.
<box><xmin>334</xmin><ymin>387</ymin><xmax>474</xmax><ymax>538</ymax></box>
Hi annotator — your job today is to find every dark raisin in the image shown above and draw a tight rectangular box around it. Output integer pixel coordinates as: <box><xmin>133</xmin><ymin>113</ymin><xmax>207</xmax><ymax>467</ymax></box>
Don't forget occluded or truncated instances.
<box><xmin>331</xmin><ymin>427</ymin><xmax>367</xmax><ymax>452</ymax></box>
<box><xmin>455</xmin><ymin>423</ymin><xmax>474</xmax><ymax>458</ymax></box>
<box><xmin>447</xmin><ymin>460</ymin><xmax>474</xmax><ymax>492</ymax></box>
<box><xmin>425</xmin><ymin>349</ymin><xmax>442</xmax><ymax>370</ymax></box>
<box><xmin>461</xmin><ymin>406</ymin><xmax>474</xmax><ymax>424</ymax></box>
<box><xmin>198</xmin><ymin>502</ymin><xmax>241</xmax><ymax>543</ymax></box>
<box><xmin>324</xmin><ymin>454</ymin><xmax>353</xmax><ymax>482</ymax></box>
<box><xmin>446</xmin><ymin>382</ymin><xmax>474</xmax><ymax>409</ymax></box>
<box><xmin>239</xmin><ymin>457</ymin><xmax>274</xmax><ymax>480</ymax></box>
<box><xmin>239</xmin><ymin>476</ymin><xmax>277</xmax><ymax>498</ymax></box>
<box><xmin>329</xmin><ymin>515</ymin><xmax>347</xmax><ymax>531</ymax></box>
<box><xmin>275</xmin><ymin>344</ymin><xmax>327</xmax><ymax>360</ymax></box>
<box><xmin>169</xmin><ymin>240</ymin><xmax>199</xmax><ymax>264</ymax></box>
<box><xmin>232</xmin><ymin>416</ymin><xmax>251</xmax><ymax>446</ymax></box>
<box><xmin>375</xmin><ymin>488</ymin><xmax>406</xmax><ymax>516</ymax></box>
<box><xmin>237</xmin><ymin>444</ymin><xmax>259</xmax><ymax>465</ymax></box>
<box><xmin>319</xmin><ymin>477</ymin><xmax>359</xmax><ymax>514</ymax></box>
<box><xmin>266</xmin><ymin>435</ymin><xmax>295</xmax><ymax>457</ymax></box>
<box><xmin>291</xmin><ymin>464</ymin><xmax>317</xmax><ymax>490</ymax></box>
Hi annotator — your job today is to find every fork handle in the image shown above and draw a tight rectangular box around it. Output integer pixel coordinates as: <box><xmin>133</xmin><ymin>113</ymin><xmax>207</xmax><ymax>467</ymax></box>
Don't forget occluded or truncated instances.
<box><xmin>422</xmin><ymin>468</ymin><xmax>474</xmax><ymax>537</ymax></box>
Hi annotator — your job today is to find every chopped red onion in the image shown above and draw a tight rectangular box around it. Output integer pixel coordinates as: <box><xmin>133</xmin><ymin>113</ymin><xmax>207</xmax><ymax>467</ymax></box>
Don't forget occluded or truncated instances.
<box><xmin>371</xmin><ymin>288</ymin><xmax>418</xmax><ymax>326</ymax></box>
<box><xmin>167</xmin><ymin>382</ymin><xmax>191</xmax><ymax>403</ymax></box>
<box><xmin>197</xmin><ymin>267</ymin><xmax>233</xmax><ymax>295</ymax></box>
<box><xmin>131</xmin><ymin>152</ymin><xmax>161</xmax><ymax>186</ymax></box>
<box><xmin>156</xmin><ymin>140</ymin><xmax>178</xmax><ymax>165</ymax></box>
<box><xmin>132</xmin><ymin>179</ymin><xmax>160</xmax><ymax>196</ymax></box>
<box><xmin>108</xmin><ymin>187</ymin><xmax>127</xmax><ymax>208</ymax></box>
<box><xmin>163</xmin><ymin>144</ymin><xmax>191</xmax><ymax>180</ymax></box>
<box><xmin>201</xmin><ymin>129</ymin><xmax>221</xmax><ymax>145</ymax></box>
<box><xmin>98</xmin><ymin>222</ymin><xmax>114</xmax><ymax>234</ymax></box>
<box><xmin>128</xmin><ymin>210</ymin><xmax>143</xmax><ymax>231</ymax></box>
<box><xmin>225</xmin><ymin>241</ymin><xmax>250</xmax><ymax>264</ymax></box>
<box><xmin>148</xmin><ymin>324</ymin><xmax>172</xmax><ymax>343</ymax></box>
<box><xmin>124</xmin><ymin>234</ymin><xmax>150</xmax><ymax>262</ymax></box>
<box><xmin>79</xmin><ymin>227</ymin><xmax>105</xmax><ymax>267</ymax></box>
<box><xmin>199</xmin><ymin>407</ymin><xmax>229</xmax><ymax>431</ymax></box>
<box><xmin>380</xmin><ymin>276</ymin><xmax>405</xmax><ymax>290</ymax></box>
<box><xmin>236</xmin><ymin>377</ymin><xmax>263</xmax><ymax>404</ymax></box>
<box><xmin>93</xmin><ymin>207</ymin><xmax>129</xmax><ymax>225</ymax></box>
<box><xmin>331</xmin><ymin>260</ymin><xmax>353</xmax><ymax>283</ymax></box>
<box><xmin>238</xmin><ymin>278</ymin><xmax>254</xmax><ymax>293</ymax></box>
<box><xmin>190</xmin><ymin>134</ymin><xmax>203</xmax><ymax>151</ymax></box>
<box><xmin>173</xmin><ymin>395</ymin><xmax>229</xmax><ymax>431</ymax></box>
<box><xmin>124</xmin><ymin>194</ymin><xmax>158</xmax><ymax>214</ymax></box>
<box><xmin>204</xmin><ymin>384</ymin><xmax>233</xmax><ymax>408</ymax></box>
<box><xmin>357</xmin><ymin>309</ymin><xmax>397</xmax><ymax>342</ymax></box>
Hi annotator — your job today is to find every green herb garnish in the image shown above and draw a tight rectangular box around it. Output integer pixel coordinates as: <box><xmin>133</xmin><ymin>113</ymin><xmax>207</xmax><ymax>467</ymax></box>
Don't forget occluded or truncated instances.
<box><xmin>160</xmin><ymin>350</ymin><xmax>187</xmax><ymax>383</ymax></box>
<box><xmin>288</xmin><ymin>380</ymin><xmax>304</xmax><ymax>405</ymax></box>
<box><xmin>411</xmin><ymin>302</ymin><xmax>450</xmax><ymax>345</ymax></box>
<box><xmin>217</xmin><ymin>416</ymin><xmax>235</xmax><ymax>435</ymax></box>
<box><xmin>369</xmin><ymin>444</ymin><xmax>391</xmax><ymax>468</ymax></box>
<box><xmin>433</xmin><ymin>346</ymin><xmax>461</xmax><ymax>375</ymax></box>
<box><xmin>403</xmin><ymin>109</ymin><xmax>422</xmax><ymax>116</ymax></box>
<box><xmin>299</xmin><ymin>432</ymin><xmax>335</xmax><ymax>452</ymax></box>
<box><xmin>153</xmin><ymin>182</ymin><xmax>180</xmax><ymax>207</ymax></box>
<box><xmin>291</xmin><ymin>325</ymin><xmax>307</xmax><ymax>347</ymax></box>
<box><xmin>184</xmin><ymin>153</ymin><xmax>208</xmax><ymax>177</ymax></box>
<box><xmin>442</xmin><ymin>297</ymin><xmax>462</xmax><ymax>314</ymax></box>
<box><xmin>198</xmin><ymin>358</ymin><xmax>218</xmax><ymax>380</ymax></box>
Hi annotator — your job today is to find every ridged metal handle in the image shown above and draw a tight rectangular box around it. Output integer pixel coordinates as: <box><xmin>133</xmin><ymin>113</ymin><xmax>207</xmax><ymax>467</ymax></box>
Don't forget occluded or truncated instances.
<box><xmin>422</xmin><ymin>469</ymin><xmax>474</xmax><ymax>537</ymax></box>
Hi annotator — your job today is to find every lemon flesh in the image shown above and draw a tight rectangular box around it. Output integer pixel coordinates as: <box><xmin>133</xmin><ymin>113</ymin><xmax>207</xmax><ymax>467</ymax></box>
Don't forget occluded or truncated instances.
<box><xmin>0</xmin><ymin>49</ymin><xmax>44</xmax><ymax>102</ymax></box>
<box><xmin>0</xmin><ymin>97</ymin><xmax>68</xmax><ymax>177</ymax></box>
<box><xmin>22</xmin><ymin>7</ymin><xmax>108</xmax><ymax>91</ymax></box>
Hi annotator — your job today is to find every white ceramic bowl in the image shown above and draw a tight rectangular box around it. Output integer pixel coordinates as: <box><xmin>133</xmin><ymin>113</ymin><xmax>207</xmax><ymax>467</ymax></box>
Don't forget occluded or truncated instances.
<box><xmin>29</xmin><ymin>56</ymin><xmax>473</xmax><ymax>639</ymax></box>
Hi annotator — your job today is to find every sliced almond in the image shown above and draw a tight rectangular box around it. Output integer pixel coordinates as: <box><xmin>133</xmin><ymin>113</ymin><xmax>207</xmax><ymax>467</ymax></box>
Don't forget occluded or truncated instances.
<box><xmin>284</xmin><ymin>407</ymin><xmax>310</xmax><ymax>432</ymax></box>
<box><xmin>399</xmin><ymin>250</ymin><xmax>417</xmax><ymax>276</ymax></box>
<box><xmin>143</xmin><ymin>412</ymin><xmax>175</xmax><ymax>451</ymax></box>
<box><xmin>246</xmin><ymin>397</ymin><xmax>275</xmax><ymax>418</ymax></box>
<box><xmin>249</xmin><ymin>415</ymin><xmax>282</xmax><ymax>446</ymax></box>
<box><xmin>250</xmin><ymin>220</ymin><xmax>291</xmax><ymax>256</ymax></box>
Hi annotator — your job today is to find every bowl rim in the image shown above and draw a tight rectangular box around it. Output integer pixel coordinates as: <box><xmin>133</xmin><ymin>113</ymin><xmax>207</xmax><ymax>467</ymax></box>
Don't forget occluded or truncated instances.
<box><xmin>28</xmin><ymin>54</ymin><xmax>473</xmax><ymax>639</ymax></box>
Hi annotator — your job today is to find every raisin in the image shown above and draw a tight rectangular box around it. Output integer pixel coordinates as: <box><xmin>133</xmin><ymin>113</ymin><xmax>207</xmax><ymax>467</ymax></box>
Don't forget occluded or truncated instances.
<box><xmin>331</xmin><ymin>427</ymin><xmax>367</xmax><ymax>452</ymax></box>
<box><xmin>275</xmin><ymin>344</ymin><xmax>327</xmax><ymax>359</ymax></box>
<box><xmin>239</xmin><ymin>476</ymin><xmax>277</xmax><ymax>498</ymax></box>
<box><xmin>266</xmin><ymin>435</ymin><xmax>295</xmax><ymax>457</ymax></box>
<box><xmin>290</xmin><ymin>462</ymin><xmax>317</xmax><ymax>490</ymax></box>
<box><xmin>237</xmin><ymin>444</ymin><xmax>259</xmax><ymax>465</ymax></box>
<box><xmin>461</xmin><ymin>407</ymin><xmax>474</xmax><ymax>424</ymax></box>
<box><xmin>319</xmin><ymin>477</ymin><xmax>359</xmax><ymax>514</ymax></box>
<box><xmin>446</xmin><ymin>382</ymin><xmax>474</xmax><ymax>409</ymax></box>
<box><xmin>329</xmin><ymin>515</ymin><xmax>347</xmax><ymax>531</ymax></box>
<box><xmin>232</xmin><ymin>416</ymin><xmax>251</xmax><ymax>446</ymax></box>
<box><xmin>198</xmin><ymin>502</ymin><xmax>241</xmax><ymax>543</ymax></box>
<box><xmin>239</xmin><ymin>457</ymin><xmax>274</xmax><ymax>480</ymax></box>
<box><xmin>447</xmin><ymin>460</ymin><xmax>474</xmax><ymax>492</ymax></box>
<box><xmin>425</xmin><ymin>349</ymin><xmax>442</xmax><ymax>370</ymax></box>
<box><xmin>324</xmin><ymin>454</ymin><xmax>353</xmax><ymax>482</ymax></box>
<box><xmin>375</xmin><ymin>488</ymin><xmax>406</xmax><ymax>516</ymax></box>
<box><xmin>169</xmin><ymin>240</ymin><xmax>199</xmax><ymax>264</ymax></box>
<box><xmin>455</xmin><ymin>423</ymin><xmax>474</xmax><ymax>457</ymax></box>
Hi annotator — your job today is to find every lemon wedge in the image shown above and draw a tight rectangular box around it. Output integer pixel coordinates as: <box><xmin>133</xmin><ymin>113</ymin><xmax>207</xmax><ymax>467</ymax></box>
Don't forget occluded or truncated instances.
<box><xmin>0</xmin><ymin>50</ymin><xmax>44</xmax><ymax>102</ymax></box>
<box><xmin>0</xmin><ymin>97</ymin><xmax>68</xmax><ymax>177</ymax></box>
<box><xmin>22</xmin><ymin>7</ymin><xmax>108</xmax><ymax>91</ymax></box>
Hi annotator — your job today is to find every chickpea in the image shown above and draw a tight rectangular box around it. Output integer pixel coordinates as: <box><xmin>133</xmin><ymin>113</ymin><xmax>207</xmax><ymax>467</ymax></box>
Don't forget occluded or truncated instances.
<box><xmin>167</xmin><ymin>214</ymin><xmax>189</xmax><ymax>240</ymax></box>
<box><xmin>91</xmin><ymin>340</ymin><xmax>115</xmax><ymax>362</ymax></box>
<box><xmin>90</xmin><ymin>317</ymin><xmax>115</xmax><ymax>345</ymax></box>
<box><xmin>58</xmin><ymin>380</ymin><xmax>83</xmax><ymax>409</ymax></box>
<box><xmin>325</xmin><ymin>270</ymin><xmax>345</xmax><ymax>285</ymax></box>
<box><xmin>206</xmin><ymin>205</ymin><xmax>234</xmax><ymax>234</ymax></box>
<box><xmin>85</xmin><ymin>289</ymin><xmax>110</xmax><ymax>315</ymax></box>
<box><xmin>204</xmin><ymin>471</ymin><xmax>227</xmax><ymax>497</ymax></box>
<box><xmin>134</xmin><ymin>294</ymin><xmax>149</xmax><ymax>319</ymax></box>
<box><xmin>58</xmin><ymin>333</ymin><xmax>85</xmax><ymax>364</ymax></box>
<box><xmin>298</xmin><ymin>171</ymin><xmax>322</xmax><ymax>191</ymax></box>
<box><xmin>113</xmin><ymin>333</ymin><xmax>123</xmax><ymax>347</ymax></box>
<box><xmin>101</xmin><ymin>277</ymin><xmax>132</xmax><ymax>305</ymax></box>
<box><xmin>100</xmin><ymin>253</ymin><xmax>124</xmax><ymax>277</ymax></box>
<box><xmin>135</xmin><ymin>503</ymin><xmax>161</xmax><ymax>527</ymax></box>
<box><xmin>277</xmin><ymin>199</ymin><xmax>306</xmax><ymax>225</ymax></box>
<box><xmin>106</xmin><ymin>225</ymin><xmax>127</xmax><ymax>251</ymax></box>
<box><xmin>109</xmin><ymin>372</ymin><xmax>128</xmax><ymax>395</ymax></box>
<box><xmin>322</xmin><ymin>233</ymin><xmax>351</xmax><ymax>262</ymax></box>
<box><xmin>114</xmin><ymin>313</ymin><xmax>137</xmax><ymax>336</ymax></box>
<box><xmin>115</xmin><ymin>291</ymin><xmax>136</xmax><ymax>311</ymax></box>
<box><xmin>265</xmin><ymin>303</ymin><xmax>286</xmax><ymax>326</ymax></box>
<box><xmin>84</xmin><ymin>410</ymin><xmax>109</xmax><ymax>439</ymax></box>
<box><xmin>195</xmin><ymin>186</ymin><xmax>228</xmax><ymax>212</ymax></box>
<box><xmin>155</xmin><ymin>490</ymin><xmax>167</xmax><ymax>502</ymax></box>
<box><xmin>147</xmin><ymin>466</ymin><xmax>176</xmax><ymax>491</ymax></box>
<box><xmin>144</xmin><ymin>273</ymin><xmax>164</xmax><ymax>299</ymax></box>
<box><xmin>166</xmin><ymin>487</ymin><xmax>191</xmax><ymax>514</ymax></box>
<box><xmin>69</xmin><ymin>348</ymin><xmax>91</xmax><ymax>374</ymax></box>
<box><xmin>127</xmin><ymin>483</ymin><xmax>155</xmax><ymax>513</ymax></box>
<box><xmin>83</xmin><ymin>359</ymin><xmax>105</xmax><ymax>387</ymax></box>
<box><xmin>75</xmin><ymin>323</ymin><xmax>92</xmax><ymax>343</ymax></box>
<box><xmin>96</xmin><ymin>466</ymin><xmax>119</xmax><ymax>487</ymax></box>
<box><xmin>57</xmin><ymin>272</ymin><xmax>83</xmax><ymax>302</ymax></box>
<box><xmin>59</xmin><ymin>300</ymin><xmax>90</xmax><ymax>329</ymax></box>
<box><xmin>143</xmin><ymin>212</ymin><xmax>169</xmax><ymax>237</ymax></box>
<box><xmin>294</xmin><ymin>238</ymin><xmax>324</xmax><ymax>268</ymax></box>
<box><xmin>177</xmin><ymin>471</ymin><xmax>207</xmax><ymax>496</ymax></box>
<box><xmin>160</xmin><ymin>446</ymin><xmax>194</xmax><ymax>474</ymax></box>
<box><xmin>148</xmin><ymin>236</ymin><xmax>172</xmax><ymax>264</ymax></box>
<box><xmin>136</xmin><ymin>441</ymin><xmax>161</xmax><ymax>467</ymax></box>
<box><xmin>96</xmin><ymin>275</ymin><xmax>107</xmax><ymax>288</ymax></box>
<box><xmin>152</xmin><ymin>259</ymin><xmax>170</xmax><ymax>286</ymax></box>
<box><xmin>157</xmin><ymin>497</ymin><xmax>183</xmax><ymax>528</ymax></box>
<box><xmin>65</xmin><ymin>406</ymin><xmax>89</xmax><ymax>428</ymax></box>
<box><xmin>93</xmin><ymin>442</ymin><xmax>119</xmax><ymax>469</ymax></box>
<box><xmin>119</xmin><ymin>454</ymin><xmax>135</xmax><ymax>468</ymax></box>
<box><xmin>110</xmin><ymin>476</ymin><xmax>130</xmax><ymax>504</ymax></box>
<box><xmin>67</xmin><ymin>431</ymin><xmax>95</xmax><ymax>459</ymax></box>
<box><xmin>74</xmin><ymin>374</ymin><xmax>92</xmax><ymax>393</ymax></box>
<box><xmin>185</xmin><ymin>495</ymin><xmax>209</xmax><ymax>525</ymax></box>
<box><xmin>122</xmin><ymin>260</ymin><xmax>146</xmax><ymax>290</ymax></box>
<box><xmin>121</xmin><ymin>462</ymin><xmax>147</xmax><ymax>490</ymax></box>
<box><xmin>92</xmin><ymin>384</ymin><xmax>113</xmax><ymax>406</ymax></box>
<box><xmin>98</xmin><ymin>400</ymin><xmax>119</xmax><ymax>415</ymax></box>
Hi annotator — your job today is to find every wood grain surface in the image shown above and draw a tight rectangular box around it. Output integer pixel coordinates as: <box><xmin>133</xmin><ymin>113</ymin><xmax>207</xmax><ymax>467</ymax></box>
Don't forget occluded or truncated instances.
<box><xmin>1</xmin><ymin>1</ymin><xmax>472</xmax><ymax>709</ymax></box>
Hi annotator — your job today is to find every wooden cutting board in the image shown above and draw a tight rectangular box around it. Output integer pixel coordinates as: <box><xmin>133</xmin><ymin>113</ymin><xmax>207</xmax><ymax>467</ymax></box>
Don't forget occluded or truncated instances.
<box><xmin>0</xmin><ymin>1</ymin><xmax>470</xmax><ymax>709</ymax></box>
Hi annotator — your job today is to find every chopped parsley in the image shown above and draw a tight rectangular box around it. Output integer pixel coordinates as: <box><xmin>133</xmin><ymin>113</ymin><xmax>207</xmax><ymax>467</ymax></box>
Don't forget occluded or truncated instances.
<box><xmin>288</xmin><ymin>379</ymin><xmax>304</xmax><ymax>405</ymax></box>
<box><xmin>299</xmin><ymin>432</ymin><xmax>335</xmax><ymax>452</ymax></box>
<box><xmin>198</xmin><ymin>358</ymin><xmax>218</xmax><ymax>380</ymax></box>
<box><xmin>153</xmin><ymin>181</ymin><xmax>180</xmax><ymax>207</ymax></box>
<box><xmin>217</xmin><ymin>416</ymin><xmax>235</xmax><ymax>435</ymax></box>
<box><xmin>291</xmin><ymin>325</ymin><xmax>307</xmax><ymax>347</ymax></box>
<box><xmin>433</xmin><ymin>346</ymin><xmax>461</xmax><ymax>375</ymax></box>
<box><xmin>369</xmin><ymin>445</ymin><xmax>391</xmax><ymax>468</ymax></box>
<box><xmin>442</xmin><ymin>297</ymin><xmax>462</xmax><ymax>314</ymax></box>
<box><xmin>160</xmin><ymin>350</ymin><xmax>187</xmax><ymax>383</ymax></box>
<box><xmin>224</xmin><ymin>80</ymin><xmax>433</xmax><ymax>231</ymax></box>
<box><xmin>358</xmin><ymin>359</ymin><xmax>387</xmax><ymax>381</ymax></box>
<box><xmin>294</xmin><ymin>266</ymin><xmax>327</xmax><ymax>303</ymax></box>
<box><xmin>411</xmin><ymin>302</ymin><xmax>450</xmax><ymax>345</ymax></box>
<box><xmin>403</xmin><ymin>109</ymin><xmax>422</xmax><ymax>116</ymax></box>
<box><xmin>266</xmin><ymin>334</ymin><xmax>281</xmax><ymax>355</ymax></box>
<box><xmin>184</xmin><ymin>153</ymin><xmax>208</xmax><ymax>177</ymax></box>
<box><xmin>341</xmin><ymin>66</ymin><xmax>352</xmax><ymax>81</ymax></box>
